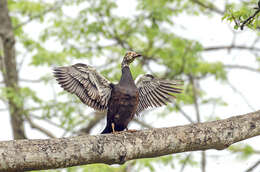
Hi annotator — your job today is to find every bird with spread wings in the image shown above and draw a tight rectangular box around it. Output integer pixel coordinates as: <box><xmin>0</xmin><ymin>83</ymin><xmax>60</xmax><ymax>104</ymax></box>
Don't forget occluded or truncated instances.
<box><xmin>53</xmin><ymin>51</ymin><xmax>182</xmax><ymax>134</ymax></box>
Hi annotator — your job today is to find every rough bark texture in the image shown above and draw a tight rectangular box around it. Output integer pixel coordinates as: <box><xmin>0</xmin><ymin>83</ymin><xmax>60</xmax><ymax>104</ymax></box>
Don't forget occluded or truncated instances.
<box><xmin>0</xmin><ymin>110</ymin><xmax>260</xmax><ymax>171</ymax></box>
<box><xmin>0</xmin><ymin>0</ymin><xmax>26</xmax><ymax>139</ymax></box>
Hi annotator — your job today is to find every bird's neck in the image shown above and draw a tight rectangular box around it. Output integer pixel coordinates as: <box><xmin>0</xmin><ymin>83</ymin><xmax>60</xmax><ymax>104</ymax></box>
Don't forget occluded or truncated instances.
<box><xmin>119</xmin><ymin>66</ymin><xmax>135</xmax><ymax>86</ymax></box>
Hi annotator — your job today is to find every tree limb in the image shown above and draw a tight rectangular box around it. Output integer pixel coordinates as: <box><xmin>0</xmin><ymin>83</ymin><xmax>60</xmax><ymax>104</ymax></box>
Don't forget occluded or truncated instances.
<box><xmin>0</xmin><ymin>110</ymin><xmax>260</xmax><ymax>171</ymax></box>
<box><xmin>204</xmin><ymin>45</ymin><xmax>260</xmax><ymax>52</ymax></box>
<box><xmin>14</xmin><ymin>0</ymin><xmax>64</xmax><ymax>30</ymax></box>
<box><xmin>190</xmin><ymin>0</ymin><xmax>224</xmax><ymax>15</ymax></box>
<box><xmin>240</xmin><ymin>9</ymin><xmax>260</xmax><ymax>30</ymax></box>
<box><xmin>245</xmin><ymin>160</ymin><xmax>260</xmax><ymax>172</ymax></box>
<box><xmin>224</xmin><ymin>64</ymin><xmax>260</xmax><ymax>73</ymax></box>
<box><xmin>25</xmin><ymin>115</ymin><xmax>56</xmax><ymax>138</ymax></box>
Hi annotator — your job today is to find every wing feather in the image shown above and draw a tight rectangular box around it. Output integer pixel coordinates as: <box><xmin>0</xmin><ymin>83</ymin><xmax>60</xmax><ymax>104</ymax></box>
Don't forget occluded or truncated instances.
<box><xmin>53</xmin><ymin>63</ymin><xmax>112</xmax><ymax>111</ymax></box>
<box><xmin>135</xmin><ymin>74</ymin><xmax>182</xmax><ymax>114</ymax></box>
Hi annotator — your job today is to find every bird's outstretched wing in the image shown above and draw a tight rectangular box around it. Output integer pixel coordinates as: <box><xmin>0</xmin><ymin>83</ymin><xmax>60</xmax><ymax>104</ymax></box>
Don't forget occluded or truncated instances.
<box><xmin>135</xmin><ymin>74</ymin><xmax>182</xmax><ymax>114</ymax></box>
<box><xmin>53</xmin><ymin>63</ymin><xmax>112</xmax><ymax>111</ymax></box>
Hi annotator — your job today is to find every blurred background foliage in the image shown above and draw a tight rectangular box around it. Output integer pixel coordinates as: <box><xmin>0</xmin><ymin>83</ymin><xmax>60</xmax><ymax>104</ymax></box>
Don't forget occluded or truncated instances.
<box><xmin>1</xmin><ymin>0</ymin><xmax>260</xmax><ymax>171</ymax></box>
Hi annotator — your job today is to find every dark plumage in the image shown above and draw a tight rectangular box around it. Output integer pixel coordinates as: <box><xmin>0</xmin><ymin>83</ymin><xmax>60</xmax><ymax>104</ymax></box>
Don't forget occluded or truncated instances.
<box><xmin>53</xmin><ymin>51</ymin><xmax>182</xmax><ymax>134</ymax></box>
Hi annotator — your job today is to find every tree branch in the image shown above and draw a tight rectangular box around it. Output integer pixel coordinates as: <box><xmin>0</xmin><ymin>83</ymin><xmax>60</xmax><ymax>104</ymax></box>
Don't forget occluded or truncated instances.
<box><xmin>14</xmin><ymin>0</ymin><xmax>64</xmax><ymax>30</ymax></box>
<box><xmin>224</xmin><ymin>64</ymin><xmax>260</xmax><ymax>73</ymax></box>
<box><xmin>203</xmin><ymin>45</ymin><xmax>260</xmax><ymax>52</ymax></box>
<box><xmin>0</xmin><ymin>110</ymin><xmax>260</xmax><ymax>171</ymax></box>
<box><xmin>25</xmin><ymin>115</ymin><xmax>56</xmax><ymax>138</ymax></box>
<box><xmin>190</xmin><ymin>0</ymin><xmax>224</xmax><ymax>15</ymax></box>
<box><xmin>77</xmin><ymin>112</ymin><xmax>105</xmax><ymax>134</ymax></box>
<box><xmin>189</xmin><ymin>75</ymin><xmax>201</xmax><ymax>122</ymax></box>
<box><xmin>245</xmin><ymin>160</ymin><xmax>260</xmax><ymax>172</ymax></box>
<box><xmin>240</xmin><ymin>9</ymin><xmax>260</xmax><ymax>30</ymax></box>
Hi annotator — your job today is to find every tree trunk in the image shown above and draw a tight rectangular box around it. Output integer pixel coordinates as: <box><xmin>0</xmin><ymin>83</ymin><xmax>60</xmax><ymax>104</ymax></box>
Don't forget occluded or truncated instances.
<box><xmin>0</xmin><ymin>0</ymin><xmax>26</xmax><ymax>139</ymax></box>
<box><xmin>0</xmin><ymin>110</ymin><xmax>259</xmax><ymax>171</ymax></box>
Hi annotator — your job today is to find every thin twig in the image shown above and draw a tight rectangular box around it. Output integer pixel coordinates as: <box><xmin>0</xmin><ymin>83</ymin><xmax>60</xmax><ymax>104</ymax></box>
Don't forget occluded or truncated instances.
<box><xmin>30</xmin><ymin>114</ymin><xmax>65</xmax><ymax>129</ymax></box>
<box><xmin>174</xmin><ymin>101</ymin><xmax>194</xmax><ymax>123</ymax></box>
<box><xmin>25</xmin><ymin>115</ymin><xmax>56</xmax><ymax>138</ymax></box>
<box><xmin>201</xmin><ymin>151</ymin><xmax>206</xmax><ymax>172</ymax></box>
<box><xmin>20</xmin><ymin>78</ymin><xmax>43</xmax><ymax>83</ymax></box>
<box><xmin>226</xmin><ymin>80</ymin><xmax>255</xmax><ymax>111</ymax></box>
<box><xmin>240</xmin><ymin>9</ymin><xmax>260</xmax><ymax>30</ymax></box>
<box><xmin>204</xmin><ymin>45</ymin><xmax>260</xmax><ymax>52</ymax></box>
<box><xmin>190</xmin><ymin>0</ymin><xmax>224</xmax><ymax>15</ymax></box>
<box><xmin>224</xmin><ymin>64</ymin><xmax>260</xmax><ymax>74</ymax></box>
<box><xmin>133</xmin><ymin>119</ymin><xmax>153</xmax><ymax>129</ymax></box>
<box><xmin>14</xmin><ymin>1</ymin><xmax>64</xmax><ymax>30</ymax></box>
<box><xmin>245</xmin><ymin>160</ymin><xmax>260</xmax><ymax>172</ymax></box>
<box><xmin>180</xmin><ymin>153</ymin><xmax>192</xmax><ymax>172</ymax></box>
<box><xmin>189</xmin><ymin>75</ymin><xmax>201</xmax><ymax>122</ymax></box>
<box><xmin>0</xmin><ymin>108</ymin><xmax>7</xmax><ymax>112</ymax></box>
<box><xmin>77</xmin><ymin>112</ymin><xmax>105</xmax><ymax>135</ymax></box>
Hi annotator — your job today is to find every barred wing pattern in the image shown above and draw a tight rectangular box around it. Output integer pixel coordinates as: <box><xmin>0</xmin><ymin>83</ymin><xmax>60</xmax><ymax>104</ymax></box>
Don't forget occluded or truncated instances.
<box><xmin>135</xmin><ymin>74</ymin><xmax>182</xmax><ymax>114</ymax></box>
<box><xmin>53</xmin><ymin>63</ymin><xmax>112</xmax><ymax>111</ymax></box>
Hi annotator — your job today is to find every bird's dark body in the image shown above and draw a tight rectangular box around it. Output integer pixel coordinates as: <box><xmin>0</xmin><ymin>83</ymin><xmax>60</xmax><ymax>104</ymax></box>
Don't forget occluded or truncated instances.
<box><xmin>101</xmin><ymin>66</ymin><xmax>139</xmax><ymax>134</ymax></box>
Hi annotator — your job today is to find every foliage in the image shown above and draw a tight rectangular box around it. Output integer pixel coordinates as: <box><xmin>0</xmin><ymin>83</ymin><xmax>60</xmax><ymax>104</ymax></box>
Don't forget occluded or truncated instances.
<box><xmin>222</xmin><ymin>0</ymin><xmax>260</xmax><ymax>30</ymax></box>
<box><xmin>229</xmin><ymin>144</ymin><xmax>256</xmax><ymax>159</ymax></box>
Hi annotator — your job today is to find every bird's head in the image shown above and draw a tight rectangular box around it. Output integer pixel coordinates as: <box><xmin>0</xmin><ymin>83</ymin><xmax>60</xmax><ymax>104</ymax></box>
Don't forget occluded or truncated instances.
<box><xmin>121</xmin><ymin>51</ymin><xmax>141</xmax><ymax>68</ymax></box>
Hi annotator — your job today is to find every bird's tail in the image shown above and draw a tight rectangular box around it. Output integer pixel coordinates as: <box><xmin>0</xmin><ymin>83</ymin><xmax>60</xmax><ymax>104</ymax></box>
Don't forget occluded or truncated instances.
<box><xmin>101</xmin><ymin>124</ymin><xmax>112</xmax><ymax>134</ymax></box>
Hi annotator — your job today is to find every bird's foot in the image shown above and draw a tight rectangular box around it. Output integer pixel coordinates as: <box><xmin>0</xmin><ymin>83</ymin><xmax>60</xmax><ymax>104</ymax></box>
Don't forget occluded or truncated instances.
<box><xmin>111</xmin><ymin>123</ymin><xmax>120</xmax><ymax>134</ymax></box>
<box><xmin>126</xmin><ymin>128</ymin><xmax>138</xmax><ymax>133</ymax></box>
<box><xmin>111</xmin><ymin>123</ymin><xmax>116</xmax><ymax>134</ymax></box>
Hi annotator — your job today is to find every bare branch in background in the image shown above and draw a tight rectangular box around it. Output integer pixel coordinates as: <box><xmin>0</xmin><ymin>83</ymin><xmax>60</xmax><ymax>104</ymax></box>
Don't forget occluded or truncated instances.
<box><xmin>204</xmin><ymin>45</ymin><xmax>260</xmax><ymax>52</ymax></box>
<box><xmin>30</xmin><ymin>114</ymin><xmax>65</xmax><ymax>130</ymax></box>
<box><xmin>0</xmin><ymin>108</ymin><xmax>7</xmax><ymax>111</ymax></box>
<box><xmin>226</xmin><ymin>80</ymin><xmax>255</xmax><ymax>111</ymax></box>
<box><xmin>180</xmin><ymin>153</ymin><xmax>192</xmax><ymax>172</ymax></box>
<box><xmin>20</xmin><ymin>78</ymin><xmax>44</xmax><ymax>83</ymax></box>
<box><xmin>224</xmin><ymin>64</ymin><xmax>260</xmax><ymax>74</ymax></box>
<box><xmin>77</xmin><ymin>112</ymin><xmax>106</xmax><ymax>135</ymax></box>
<box><xmin>133</xmin><ymin>119</ymin><xmax>153</xmax><ymax>129</ymax></box>
<box><xmin>189</xmin><ymin>75</ymin><xmax>201</xmax><ymax>122</ymax></box>
<box><xmin>201</xmin><ymin>151</ymin><xmax>206</xmax><ymax>172</ymax></box>
<box><xmin>174</xmin><ymin>101</ymin><xmax>195</xmax><ymax>123</ymax></box>
<box><xmin>191</xmin><ymin>0</ymin><xmax>224</xmax><ymax>15</ymax></box>
<box><xmin>25</xmin><ymin>115</ymin><xmax>56</xmax><ymax>138</ymax></box>
<box><xmin>245</xmin><ymin>160</ymin><xmax>260</xmax><ymax>172</ymax></box>
<box><xmin>14</xmin><ymin>0</ymin><xmax>65</xmax><ymax>30</ymax></box>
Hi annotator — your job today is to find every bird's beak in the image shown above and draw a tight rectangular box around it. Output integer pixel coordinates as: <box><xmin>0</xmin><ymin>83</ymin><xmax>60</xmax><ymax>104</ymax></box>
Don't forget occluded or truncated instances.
<box><xmin>135</xmin><ymin>53</ymin><xmax>142</xmax><ymax>58</ymax></box>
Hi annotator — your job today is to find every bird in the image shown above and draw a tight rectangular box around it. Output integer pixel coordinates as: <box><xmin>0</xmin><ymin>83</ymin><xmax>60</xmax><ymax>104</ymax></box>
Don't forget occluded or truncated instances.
<box><xmin>53</xmin><ymin>51</ymin><xmax>182</xmax><ymax>134</ymax></box>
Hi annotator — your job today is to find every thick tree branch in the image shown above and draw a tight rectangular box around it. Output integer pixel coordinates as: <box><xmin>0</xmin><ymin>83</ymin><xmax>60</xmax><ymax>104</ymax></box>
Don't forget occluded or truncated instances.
<box><xmin>0</xmin><ymin>110</ymin><xmax>260</xmax><ymax>171</ymax></box>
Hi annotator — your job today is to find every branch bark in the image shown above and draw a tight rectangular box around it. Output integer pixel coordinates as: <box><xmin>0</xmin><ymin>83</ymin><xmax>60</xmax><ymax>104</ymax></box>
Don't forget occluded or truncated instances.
<box><xmin>0</xmin><ymin>110</ymin><xmax>260</xmax><ymax>171</ymax></box>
